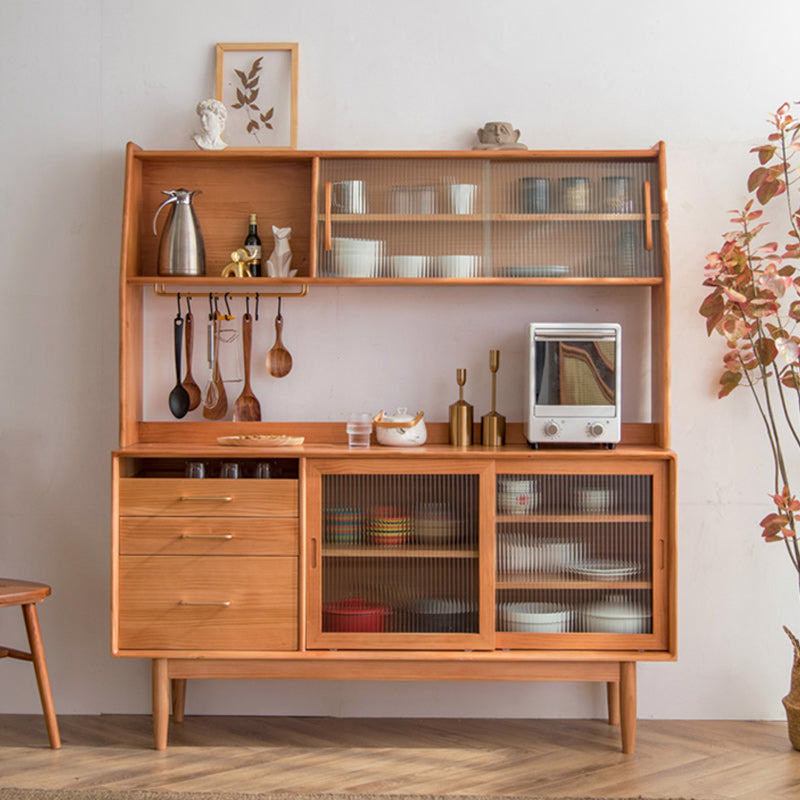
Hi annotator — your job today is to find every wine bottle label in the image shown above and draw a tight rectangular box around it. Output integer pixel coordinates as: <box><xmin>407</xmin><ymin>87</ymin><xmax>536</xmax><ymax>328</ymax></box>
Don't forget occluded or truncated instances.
<box><xmin>245</xmin><ymin>245</ymin><xmax>261</xmax><ymax>261</ymax></box>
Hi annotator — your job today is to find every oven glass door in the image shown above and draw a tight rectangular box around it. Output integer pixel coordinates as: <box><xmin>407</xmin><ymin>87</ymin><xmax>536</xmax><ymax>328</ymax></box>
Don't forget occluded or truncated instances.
<box><xmin>534</xmin><ymin>332</ymin><xmax>617</xmax><ymax>417</ymax></box>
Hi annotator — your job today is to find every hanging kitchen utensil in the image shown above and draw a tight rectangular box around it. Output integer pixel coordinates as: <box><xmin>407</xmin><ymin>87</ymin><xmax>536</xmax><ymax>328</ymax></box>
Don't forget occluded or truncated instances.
<box><xmin>202</xmin><ymin>298</ymin><xmax>227</xmax><ymax>420</ymax></box>
<box><xmin>181</xmin><ymin>297</ymin><xmax>201</xmax><ymax>411</ymax></box>
<box><xmin>233</xmin><ymin>310</ymin><xmax>261</xmax><ymax>421</ymax></box>
<box><xmin>168</xmin><ymin>300</ymin><xmax>190</xmax><ymax>419</ymax></box>
<box><xmin>265</xmin><ymin>297</ymin><xmax>293</xmax><ymax>378</ymax></box>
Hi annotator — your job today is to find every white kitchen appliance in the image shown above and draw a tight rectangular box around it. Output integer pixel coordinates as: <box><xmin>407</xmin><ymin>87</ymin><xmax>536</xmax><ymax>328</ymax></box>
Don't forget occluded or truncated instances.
<box><xmin>524</xmin><ymin>322</ymin><xmax>622</xmax><ymax>448</ymax></box>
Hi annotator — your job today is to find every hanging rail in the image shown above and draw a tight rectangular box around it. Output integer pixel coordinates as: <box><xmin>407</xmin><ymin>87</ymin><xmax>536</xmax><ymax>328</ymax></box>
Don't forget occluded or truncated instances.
<box><xmin>153</xmin><ymin>283</ymin><xmax>309</xmax><ymax>299</ymax></box>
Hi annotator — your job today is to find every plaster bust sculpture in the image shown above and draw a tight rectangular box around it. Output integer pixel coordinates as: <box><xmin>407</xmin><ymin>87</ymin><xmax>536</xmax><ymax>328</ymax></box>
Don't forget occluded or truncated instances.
<box><xmin>473</xmin><ymin>121</ymin><xmax>527</xmax><ymax>150</ymax></box>
<box><xmin>193</xmin><ymin>98</ymin><xmax>228</xmax><ymax>151</ymax></box>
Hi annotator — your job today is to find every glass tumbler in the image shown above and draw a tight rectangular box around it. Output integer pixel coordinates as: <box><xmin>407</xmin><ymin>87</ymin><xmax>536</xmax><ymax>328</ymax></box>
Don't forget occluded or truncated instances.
<box><xmin>185</xmin><ymin>461</ymin><xmax>207</xmax><ymax>479</ymax></box>
<box><xmin>220</xmin><ymin>461</ymin><xmax>241</xmax><ymax>479</ymax></box>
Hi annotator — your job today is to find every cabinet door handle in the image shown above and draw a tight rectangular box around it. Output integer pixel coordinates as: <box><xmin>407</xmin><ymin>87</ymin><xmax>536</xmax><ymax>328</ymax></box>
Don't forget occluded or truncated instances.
<box><xmin>180</xmin><ymin>533</ymin><xmax>234</xmax><ymax>540</ymax></box>
<box><xmin>311</xmin><ymin>537</ymin><xmax>318</xmax><ymax>569</ymax></box>
<box><xmin>659</xmin><ymin>538</ymin><xmax>666</xmax><ymax>570</ymax></box>
<box><xmin>179</xmin><ymin>600</ymin><xmax>231</xmax><ymax>607</ymax></box>
<box><xmin>643</xmin><ymin>180</ymin><xmax>653</xmax><ymax>251</ymax></box>
<box><xmin>324</xmin><ymin>181</ymin><xmax>332</xmax><ymax>251</ymax></box>
<box><xmin>179</xmin><ymin>496</ymin><xmax>233</xmax><ymax>502</ymax></box>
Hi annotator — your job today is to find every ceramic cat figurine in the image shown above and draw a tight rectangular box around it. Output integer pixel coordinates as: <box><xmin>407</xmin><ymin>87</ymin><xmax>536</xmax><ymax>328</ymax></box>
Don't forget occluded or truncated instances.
<box><xmin>266</xmin><ymin>226</ymin><xmax>295</xmax><ymax>278</ymax></box>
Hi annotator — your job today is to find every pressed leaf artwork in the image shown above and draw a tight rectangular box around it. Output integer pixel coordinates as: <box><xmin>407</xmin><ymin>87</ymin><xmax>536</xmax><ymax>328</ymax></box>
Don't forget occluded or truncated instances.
<box><xmin>229</xmin><ymin>57</ymin><xmax>276</xmax><ymax>144</ymax></box>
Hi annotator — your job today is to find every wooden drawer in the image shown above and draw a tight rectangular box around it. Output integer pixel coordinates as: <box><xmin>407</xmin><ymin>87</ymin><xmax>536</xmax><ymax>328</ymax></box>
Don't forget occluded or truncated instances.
<box><xmin>119</xmin><ymin>517</ymin><xmax>298</xmax><ymax>556</ymax></box>
<box><xmin>118</xmin><ymin>555</ymin><xmax>298</xmax><ymax>651</ymax></box>
<box><xmin>119</xmin><ymin>478</ymin><xmax>298</xmax><ymax>517</ymax></box>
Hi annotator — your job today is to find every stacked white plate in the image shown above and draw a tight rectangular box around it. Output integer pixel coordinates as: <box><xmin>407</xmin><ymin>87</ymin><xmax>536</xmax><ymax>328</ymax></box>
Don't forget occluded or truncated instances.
<box><xmin>497</xmin><ymin>534</ymin><xmax>583</xmax><ymax>574</ymax></box>
<box><xmin>498</xmin><ymin>601</ymin><xmax>572</xmax><ymax>633</ymax></box>
<box><xmin>570</xmin><ymin>558</ymin><xmax>640</xmax><ymax>581</ymax></box>
<box><xmin>332</xmin><ymin>237</ymin><xmax>385</xmax><ymax>277</ymax></box>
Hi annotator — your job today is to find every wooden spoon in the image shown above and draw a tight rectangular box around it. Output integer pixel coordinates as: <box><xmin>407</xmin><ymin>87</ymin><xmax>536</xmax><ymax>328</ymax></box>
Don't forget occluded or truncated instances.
<box><xmin>233</xmin><ymin>312</ymin><xmax>261</xmax><ymax>421</ymax></box>
<box><xmin>265</xmin><ymin>307</ymin><xmax>293</xmax><ymax>378</ymax></box>
<box><xmin>181</xmin><ymin>311</ymin><xmax>202</xmax><ymax>411</ymax></box>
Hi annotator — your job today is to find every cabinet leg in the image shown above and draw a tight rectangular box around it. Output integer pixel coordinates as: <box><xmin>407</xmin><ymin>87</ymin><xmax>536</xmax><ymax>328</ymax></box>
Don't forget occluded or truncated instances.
<box><xmin>152</xmin><ymin>659</ymin><xmax>169</xmax><ymax>750</ymax></box>
<box><xmin>606</xmin><ymin>680</ymin><xmax>620</xmax><ymax>726</ymax></box>
<box><xmin>22</xmin><ymin>603</ymin><xmax>61</xmax><ymax>749</ymax></box>
<box><xmin>619</xmin><ymin>662</ymin><xmax>637</xmax><ymax>754</ymax></box>
<box><xmin>171</xmin><ymin>678</ymin><xmax>186</xmax><ymax>723</ymax></box>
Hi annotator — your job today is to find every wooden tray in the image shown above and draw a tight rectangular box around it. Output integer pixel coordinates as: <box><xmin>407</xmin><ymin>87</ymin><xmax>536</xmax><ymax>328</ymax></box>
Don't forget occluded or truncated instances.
<box><xmin>216</xmin><ymin>434</ymin><xmax>305</xmax><ymax>447</ymax></box>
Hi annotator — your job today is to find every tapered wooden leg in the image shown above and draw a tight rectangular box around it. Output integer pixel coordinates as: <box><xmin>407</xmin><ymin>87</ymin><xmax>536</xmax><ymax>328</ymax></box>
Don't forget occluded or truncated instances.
<box><xmin>152</xmin><ymin>659</ymin><xmax>169</xmax><ymax>750</ymax></box>
<box><xmin>619</xmin><ymin>661</ymin><xmax>637</xmax><ymax>754</ymax></box>
<box><xmin>606</xmin><ymin>680</ymin><xmax>620</xmax><ymax>726</ymax></box>
<box><xmin>21</xmin><ymin>603</ymin><xmax>61</xmax><ymax>749</ymax></box>
<box><xmin>171</xmin><ymin>678</ymin><xmax>186</xmax><ymax>723</ymax></box>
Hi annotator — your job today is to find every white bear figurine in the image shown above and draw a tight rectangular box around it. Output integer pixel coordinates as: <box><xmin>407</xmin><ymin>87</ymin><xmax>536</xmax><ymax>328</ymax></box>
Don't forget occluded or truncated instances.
<box><xmin>266</xmin><ymin>226</ymin><xmax>295</xmax><ymax>278</ymax></box>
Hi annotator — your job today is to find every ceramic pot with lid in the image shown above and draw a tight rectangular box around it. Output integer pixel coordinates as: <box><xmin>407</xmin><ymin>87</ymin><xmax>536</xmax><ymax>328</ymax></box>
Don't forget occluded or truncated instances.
<box><xmin>373</xmin><ymin>408</ymin><xmax>427</xmax><ymax>446</ymax></box>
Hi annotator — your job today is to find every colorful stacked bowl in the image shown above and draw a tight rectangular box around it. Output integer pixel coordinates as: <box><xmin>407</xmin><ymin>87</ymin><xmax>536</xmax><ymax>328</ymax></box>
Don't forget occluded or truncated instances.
<box><xmin>324</xmin><ymin>507</ymin><xmax>364</xmax><ymax>545</ymax></box>
<box><xmin>368</xmin><ymin>506</ymin><xmax>413</xmax><ymax>546</ymax></box>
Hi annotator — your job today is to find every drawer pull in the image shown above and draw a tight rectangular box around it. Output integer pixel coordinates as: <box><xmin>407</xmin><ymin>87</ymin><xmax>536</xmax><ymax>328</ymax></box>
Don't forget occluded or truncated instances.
<box><xmin>179</xmin><ymin>600</ymin><xmax>231</xmax><ymax>607</ymax></box>
<box><xmin>180</xmin><ymin>533</ymin><xmax>234</xmax><ymax>540</ymax></box>
<box><xmin>179</xmin><ymin>496</ymin><xmax>233</xmax><ymax>502</ymax></box>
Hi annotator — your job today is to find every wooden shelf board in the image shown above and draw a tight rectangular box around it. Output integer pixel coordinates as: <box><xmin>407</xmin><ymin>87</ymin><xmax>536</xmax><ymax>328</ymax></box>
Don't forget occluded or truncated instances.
<box><xmin>321</xmin><ymin>213</ymin><xmax>660</xmax><ymax>223</ymax></box>
<box><xmin>496</xmin><ymin>577</ymin><xmax>651</xmax><ymax>590</ymax></box>
<box><xmin>497</xmin><ymin>514</ymin><xmax>652</xmax><ymax>523</ymax></box>
<box><xmin>322</xmin><ymin>546</ymin><xmax>478</xmax><ymax>559</ymax></box>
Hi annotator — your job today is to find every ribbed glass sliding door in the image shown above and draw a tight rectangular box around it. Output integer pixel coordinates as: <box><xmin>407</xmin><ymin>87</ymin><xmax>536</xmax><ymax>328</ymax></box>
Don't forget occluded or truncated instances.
<box><xmin>495</xmin><ymin>461</ymin><xmax>669</xmax><ymax>650</ymax></box>
<box><xmin>306</xmin><ymin>460</ymin><xmax>493</xmax><ymax>650</ymax></box>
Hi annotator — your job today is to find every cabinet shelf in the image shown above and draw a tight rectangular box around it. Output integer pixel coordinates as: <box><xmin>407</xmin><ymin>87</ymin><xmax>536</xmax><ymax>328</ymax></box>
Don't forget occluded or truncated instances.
<box><xmin>496</xmin><ymin>577</ymin><xmax>652</xmax><ymax>590</ymax></box>
<box><xmin>323</xmin><ymin>546</ymin><xmax>478</xmax><ymax>559</ymax></box>
<box><xmin>496</xmin><ymin>514</ymin><xmax>652</xmax><ymax>524</ymax></box>
<box><xmin>321</xmin><ymin>213</ymin><xmax>660</xmax><ymax>223</ymax></box>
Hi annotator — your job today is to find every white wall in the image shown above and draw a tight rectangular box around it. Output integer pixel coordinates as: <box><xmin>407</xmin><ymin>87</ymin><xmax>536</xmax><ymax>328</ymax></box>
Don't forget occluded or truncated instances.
<box><xmin>1</xmin><ymin>0</ymin><xmax>798</xmax><ymax>720</ymax></box>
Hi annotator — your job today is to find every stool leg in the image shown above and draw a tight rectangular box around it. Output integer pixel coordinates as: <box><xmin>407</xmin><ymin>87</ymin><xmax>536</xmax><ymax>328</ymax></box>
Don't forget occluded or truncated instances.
<box><xmin>21</xmin><ymin>603</ymin><xmax>61</xmax><ymax>749</ymax></box>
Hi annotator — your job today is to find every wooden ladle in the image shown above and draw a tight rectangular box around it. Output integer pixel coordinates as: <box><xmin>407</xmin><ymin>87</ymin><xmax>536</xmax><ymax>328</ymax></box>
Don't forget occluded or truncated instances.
<box><xmin>181</xmin><ymin>310</ymin><xmax>202</xmax><ymax>411</ymax></box>
<box><xmin>265</xmin><ymin>300</ymin><xmax>293</xmax><ymax>378</ymax></box>
<box><xmin>233</xmin><ymin>312</ymin><xmax>261</xmax><ymax>421</ymax></box>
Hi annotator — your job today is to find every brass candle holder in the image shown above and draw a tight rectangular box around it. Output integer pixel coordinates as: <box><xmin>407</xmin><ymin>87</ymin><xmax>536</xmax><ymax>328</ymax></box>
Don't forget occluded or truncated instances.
<box><xmin>481</xmin><ymin>349</ymin><xmax>506</xmax><ymax>447</ymax></box>
<box><xmin>449</xmin><ymin>368</ymin><xmax>473</xmax><ymax>446</ymax></box>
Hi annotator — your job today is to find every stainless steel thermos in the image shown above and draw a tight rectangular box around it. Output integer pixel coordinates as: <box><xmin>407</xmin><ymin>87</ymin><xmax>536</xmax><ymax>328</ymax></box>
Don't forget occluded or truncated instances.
<box><xmin>153</xmin><ymin>189</ymin><xmax>206</xmax><ymax>276</ymax></box>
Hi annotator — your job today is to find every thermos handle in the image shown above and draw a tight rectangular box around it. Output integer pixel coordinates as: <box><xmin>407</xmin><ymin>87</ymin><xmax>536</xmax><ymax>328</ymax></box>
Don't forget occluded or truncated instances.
<box><xmin>153</xmin><ymin>193</ymin><xmax>177</xmax><ymax>235</ymax></box>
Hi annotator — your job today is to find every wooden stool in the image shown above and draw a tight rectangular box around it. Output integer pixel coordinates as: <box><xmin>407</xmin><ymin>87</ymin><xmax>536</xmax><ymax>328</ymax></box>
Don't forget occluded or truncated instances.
<box><xmin>0</xmin><ymin>578</ymin><xmax>61</xmax><ymax>748</ymax></box>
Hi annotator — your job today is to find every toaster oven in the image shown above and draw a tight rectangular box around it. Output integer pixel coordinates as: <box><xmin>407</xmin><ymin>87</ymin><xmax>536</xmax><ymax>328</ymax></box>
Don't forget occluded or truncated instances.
<box><xmin>524</xmin><ymin>322</ymin><xmax>622</xmax><ymax>448</ymax></box>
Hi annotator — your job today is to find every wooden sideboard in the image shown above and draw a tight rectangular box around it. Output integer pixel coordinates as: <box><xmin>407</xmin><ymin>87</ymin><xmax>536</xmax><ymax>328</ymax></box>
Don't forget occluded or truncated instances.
<box><xmin>113</xmin><ymin>144</ymin><xmax>675</xmax><ymax>752</ymax></box>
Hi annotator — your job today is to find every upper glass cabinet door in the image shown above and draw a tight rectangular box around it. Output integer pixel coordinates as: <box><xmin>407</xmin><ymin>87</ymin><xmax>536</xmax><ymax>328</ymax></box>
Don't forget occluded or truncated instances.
<box><xmin>317</xmin><ymin>158</ymin><xmax>489</xmax><ymax>280</ymax></box>
<box><xmin>488</xmin><ymin>159</ymin><xmax>662</xmax><ymax>279</ymax></box>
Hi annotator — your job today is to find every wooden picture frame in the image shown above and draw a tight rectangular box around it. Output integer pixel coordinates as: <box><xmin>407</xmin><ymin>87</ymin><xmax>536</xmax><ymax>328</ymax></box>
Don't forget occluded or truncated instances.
<box><xmin>215</xmin><ymin>42</ymin><xmax>298</xmax><ymax>149</ymax></box>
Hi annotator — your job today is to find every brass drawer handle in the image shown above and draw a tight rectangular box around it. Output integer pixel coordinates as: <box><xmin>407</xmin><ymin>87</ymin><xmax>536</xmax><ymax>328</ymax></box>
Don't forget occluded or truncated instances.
<box><xmin>179</xmin><ymin>600</ymin><xmax>231</xmax><ymax>607</ymax></box>
<box><xmin>180</xmin><ymin>533</ymin><xmax>234</xmax><ymax>540</ymax></box>
<box><xmin>179</xmin><ymin>496</ymin><xmax>233</xmax><ymax>502</ymax></box>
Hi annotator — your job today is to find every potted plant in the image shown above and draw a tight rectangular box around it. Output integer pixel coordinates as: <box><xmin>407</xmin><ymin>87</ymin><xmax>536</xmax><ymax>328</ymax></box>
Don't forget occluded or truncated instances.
<box><xmin>700</xmin><ymin>102</ymin><xmax>800</xmax><ymax>749</ymax></box>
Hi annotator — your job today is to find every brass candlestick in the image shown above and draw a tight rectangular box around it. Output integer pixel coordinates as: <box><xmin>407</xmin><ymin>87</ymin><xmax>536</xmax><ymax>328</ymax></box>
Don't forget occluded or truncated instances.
<box><xmin>481</xmin><ymin>349</ymin><xmax>506</xmax><ymax>447</ymax></box>
<box><xmin>449</xmin><ymin>368</ymin><xmax>473</xmax><ymax>446</ymax></box>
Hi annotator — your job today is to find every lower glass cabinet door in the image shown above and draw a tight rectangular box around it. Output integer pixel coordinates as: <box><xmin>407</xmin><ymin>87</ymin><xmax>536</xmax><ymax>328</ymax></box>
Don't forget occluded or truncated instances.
<box><xmin>494</xmin><ymin>461</ymin><xmax>670</xmax><ymax>650</ymax></box>
<box><xmin>306</xmin><ymin>459</ymin><xmax>494</xmax><ymax>650</ymax></box>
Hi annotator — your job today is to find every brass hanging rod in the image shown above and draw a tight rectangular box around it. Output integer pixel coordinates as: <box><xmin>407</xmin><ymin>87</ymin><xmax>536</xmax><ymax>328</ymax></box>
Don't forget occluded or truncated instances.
<box><xmin>153</xmin><ymin>283</ymin><xmax>309</xmax><ymax>299</ymax></box>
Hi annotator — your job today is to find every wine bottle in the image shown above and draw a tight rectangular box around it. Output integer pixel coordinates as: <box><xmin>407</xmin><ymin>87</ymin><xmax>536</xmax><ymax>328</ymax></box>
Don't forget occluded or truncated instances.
<box><xmin>243</xmin><ymin>213</ymin><xmax>262</xmax><ymax>277</ymax></box>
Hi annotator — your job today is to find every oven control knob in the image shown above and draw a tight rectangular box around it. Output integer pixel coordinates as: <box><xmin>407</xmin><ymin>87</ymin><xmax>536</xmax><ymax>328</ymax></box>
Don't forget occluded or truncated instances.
<box><xmin>544</xmin><ymin>420</ymin><xmax>560</xmax><ymax>437</ymax></box>
<box><xmin>588</xmin><ymin>422</ymin><xmax>605</xmax><ymax>438</ymax></box>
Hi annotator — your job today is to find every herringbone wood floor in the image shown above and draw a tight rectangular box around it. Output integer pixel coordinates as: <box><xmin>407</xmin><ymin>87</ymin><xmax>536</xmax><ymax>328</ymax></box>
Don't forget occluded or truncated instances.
<box><xmin>0</xmin><ymin>716</ymin><xmax>798</xmax><ymax>799</ymax></box>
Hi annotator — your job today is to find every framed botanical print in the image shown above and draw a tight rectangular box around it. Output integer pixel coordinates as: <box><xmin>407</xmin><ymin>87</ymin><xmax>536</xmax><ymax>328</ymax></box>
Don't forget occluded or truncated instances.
<box><xmin>215</xmin><ymin>42</ymin><xmax>298</xmax><ymax>149</ymax></box>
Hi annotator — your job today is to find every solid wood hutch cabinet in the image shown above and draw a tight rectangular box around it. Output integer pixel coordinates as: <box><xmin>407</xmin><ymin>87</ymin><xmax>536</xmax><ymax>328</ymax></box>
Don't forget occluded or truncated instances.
<box><xmin>112</xmin><ymin>142</ymin><xmax>676</xmax><ymax>752</ymax></box>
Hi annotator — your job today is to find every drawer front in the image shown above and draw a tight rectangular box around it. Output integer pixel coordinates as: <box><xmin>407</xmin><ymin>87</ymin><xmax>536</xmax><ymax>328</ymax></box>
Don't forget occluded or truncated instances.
<box><xmin>119</xmin><ymin>517</ymin><xmax>298</xmax><ymax>556</ymax></box>
<box><xmin>119</xmin><ymin>478</ymin><xmax>298</xmax><ymax>517</ymax></box>
<box><xmin>118</xmin><ymin>555</ymin><xmax>298</xmax><ymax>651</ymax></box>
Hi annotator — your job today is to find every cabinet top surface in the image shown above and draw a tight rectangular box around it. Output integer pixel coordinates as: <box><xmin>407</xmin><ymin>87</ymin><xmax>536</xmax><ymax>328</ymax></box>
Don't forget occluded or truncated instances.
<box><xmin>113</xmin><ymin>442</ymin><xmax>676</xmax><ymax>460</ymax></box>
<box><xmin>127</xmin><ymin>142</ymin><xmax>665</xmax><ymax>162</ymax></box>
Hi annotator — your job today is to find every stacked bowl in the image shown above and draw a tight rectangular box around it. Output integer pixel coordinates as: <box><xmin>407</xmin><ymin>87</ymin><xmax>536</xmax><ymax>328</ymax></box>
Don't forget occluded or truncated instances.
<box><xmin>498</xmin><ymin>601</ymin><xmax>572</xmax><ymax>633</ymax></box>
<box><xmin>368</xmin><ymin>506</ymin><xmax>413</xmax><ymax>546</ymax></box>
<box><xmin>324</xmin><ymin>507</ymin><xmax>364</xmax><ymax>545</ymax></box>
